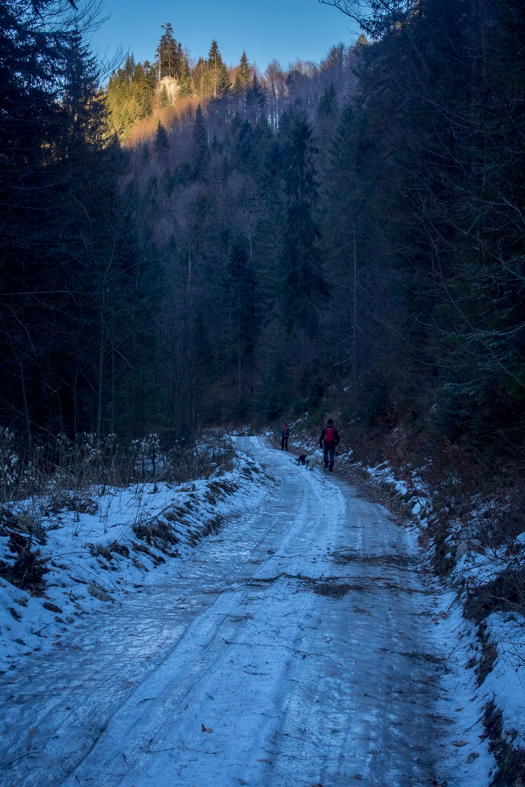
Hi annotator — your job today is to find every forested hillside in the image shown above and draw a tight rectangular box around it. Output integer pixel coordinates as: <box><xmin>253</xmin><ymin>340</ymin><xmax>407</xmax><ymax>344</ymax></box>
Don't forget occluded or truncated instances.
<box><xmin>1</xmin><ymin>0</ymin><xmax>524</xmax><ymax>480</ymax></box>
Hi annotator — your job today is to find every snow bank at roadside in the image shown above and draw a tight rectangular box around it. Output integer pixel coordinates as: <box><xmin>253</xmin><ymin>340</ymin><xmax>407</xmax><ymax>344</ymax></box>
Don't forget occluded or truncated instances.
<box><xmin>358</xmin><ymin>457</ymin><xmax>525</xmax><ymax>785</ymax></box>
<box><xmin>0</xmin><ymin>446</ymin><xmax>270</xmax><ymax>674</ymax></box>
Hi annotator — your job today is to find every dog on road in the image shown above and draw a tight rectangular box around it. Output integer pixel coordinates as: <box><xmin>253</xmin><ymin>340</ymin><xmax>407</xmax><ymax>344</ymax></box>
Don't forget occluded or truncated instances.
<box><xmin>295</xmin><ymin>454</ymin><xmax>307</xmax><ymax>465</ymax></box>
<box><xmin>305</xmin><ymin>455</ymin><xmax>316</xmax><ymax>471</ymax></box>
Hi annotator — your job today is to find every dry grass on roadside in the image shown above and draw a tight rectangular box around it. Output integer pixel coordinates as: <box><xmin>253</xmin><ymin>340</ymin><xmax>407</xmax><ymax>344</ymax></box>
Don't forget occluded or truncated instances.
<box><xmin>0</xmin><ymin>429</ymin><xmax>235</xmax><ymax>508</ymax></box>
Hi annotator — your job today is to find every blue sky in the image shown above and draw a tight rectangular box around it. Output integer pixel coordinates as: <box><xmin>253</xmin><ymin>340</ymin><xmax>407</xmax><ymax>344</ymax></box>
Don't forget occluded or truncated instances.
<box><xmin>89</xmin><ymin>0</ymin><xmax>359</xmax><ymax>73</ymax></box>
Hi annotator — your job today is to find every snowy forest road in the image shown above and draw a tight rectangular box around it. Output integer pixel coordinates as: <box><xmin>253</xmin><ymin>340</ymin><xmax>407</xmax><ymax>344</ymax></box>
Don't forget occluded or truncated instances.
<box><xmin>1</xmin><ymin>437</ymin><xmax>449</xmax><ymax>787</ymax></box>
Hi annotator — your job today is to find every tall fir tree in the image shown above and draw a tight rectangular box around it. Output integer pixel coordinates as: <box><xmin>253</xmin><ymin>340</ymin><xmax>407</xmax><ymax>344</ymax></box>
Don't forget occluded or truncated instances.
<box><xmin>193</xmin><ymin>56</ymin><xmax>211</xmax><ymax>98</ymax></box>
<box><xmin>178</xmin><ymin>58</ymin><xmax>193</xmax><ymax>97</ymax></box>
<box><xmin>280</xmin><ymin>112</ymin><xmax>329</xmax><ymax>334</ymax></box>
<box><xmin>192</xmin><ymin>105</ymin><xmax>209</xmax><ymax>179</ymax></box>
<box><xmin>160</xmin><ymin>83</ymin><xmax>170</xmax><ymax>107</ymax></box>
<box><xmin>216</xmin><ymin>62</ymin><xmax>233</xmax><ymax>99</ymax></box>
<box><xmin>246</xmin><ymin>74</ymin><xmax>266</xmax><ymax>122</ymax></box>
<box><xmin>234</xmin><ymin>51</ymin><xmax>252</xmax><ymax>93</ymax></box>
<box><xmin>207</xmin><ymin>39</ymin><xmax>223</xmax><ymax>98</ymax></box>
<box><xmin>154</xmin><ymin>121</ymin><xmax>170</xmax><ymax>158</ymax></box>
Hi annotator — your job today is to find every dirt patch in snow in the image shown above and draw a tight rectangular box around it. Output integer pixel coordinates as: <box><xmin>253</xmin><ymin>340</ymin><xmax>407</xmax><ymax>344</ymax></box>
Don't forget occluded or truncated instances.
<box><xmin>311</xmin><ymin>581</ymin><xmax>353</xmax><ymax>599</ymax></box>
<box><xmin>331</xmin><ymin>550</ymin><xmax>418</xmax><ymax>569</ymax></box>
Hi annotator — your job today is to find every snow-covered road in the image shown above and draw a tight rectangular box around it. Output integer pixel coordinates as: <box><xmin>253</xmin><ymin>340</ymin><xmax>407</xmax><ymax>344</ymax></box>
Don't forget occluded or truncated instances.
<box><xmin>1</xmin><ymin>437</ymin><xmax>450</xmax><ymax>786</ymax></box>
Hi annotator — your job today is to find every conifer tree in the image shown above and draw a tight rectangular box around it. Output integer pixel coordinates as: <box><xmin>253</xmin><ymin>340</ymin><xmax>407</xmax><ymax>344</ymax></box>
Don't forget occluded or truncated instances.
<box><xmin>157</xmin><ymin>23</ymin><xmax>184</xmax><ymax>79</ymax></box>
<box><xmin>225</xmin><ymin>237</ymin><xmax>257</xmax><ymax>403</ymax></box>
<box><xmin>123</xmin><ymin>53</ymin><xmax>136</xmax><ymax>85</ymax></box>
<box><xmin>193</xmin><ymin>57</ymin><xmax>211</xmax><ymax>98</ymax></box>
<box><xmin>280</xmin><ymin>112</ymin><xmax>329</xmax><ymax>334</ymax></box>
<box><xmin>154</xmin><ymin>121</ymin><xmax>170</xmax><ymax>158</ymax></box>
<box><xmin>234</xmin><ymin>51</ymin><xmax>252</xmax><ymax>93</ymax></box>
<box><xmin>160</xmin><ymin>84</ymin><xmax>170</xmax><ymax>107</ymax></box>
<box><xmin>216</xmin><ymin>62</ymin><xmax>233</xmax><ymax>99</ymax></box>
<box><xmin>192</xmin><ymin>105</ymin><xmax>209</xmax><ymax>179</ymax></box>
<box><xmin>246</xmin><ymin>74</ymin><xmax>266</xmax><ymax>122</ymax></box>
<box><xmin>134</xmin><ymin>61</ymin><xmax>155</xmax><ymax>117</ymax></box>
<box><xmin>207</xmin><ymin>39</ymin><xmax>223</xmax><ymax>97</ymax></box>
<box><xmin>315</xmin><ymin>84</ymin><xmax>339</xmax><ymax>188</ymax></box>
<box><xmin>207</xmin><ymin>39</ymin><xmax>223</xmax><ymax>69</ymax></box>
<box><xmin>317</xmin><ymin>83</ymin><xmax>337</xmax><ymax>119</ymax></box>
<box><xmin>178</xmin><ymin>59</ymin><xmax>193</xmax><ymax>97</ymax></box>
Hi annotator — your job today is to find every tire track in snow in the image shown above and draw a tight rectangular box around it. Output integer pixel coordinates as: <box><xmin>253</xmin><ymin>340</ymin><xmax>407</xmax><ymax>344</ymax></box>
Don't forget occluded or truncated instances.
<box><xmin>1</xmin><ymin>437</ymin><xmax>449</xmax><ymax>787</ymax></box>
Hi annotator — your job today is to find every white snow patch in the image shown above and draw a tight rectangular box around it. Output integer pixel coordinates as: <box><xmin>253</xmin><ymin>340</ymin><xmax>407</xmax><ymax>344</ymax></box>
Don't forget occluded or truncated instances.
<box><xmin>0</xmin><ymin>447</ymin><xmax>271</xmax><ymax>673</ymax></box>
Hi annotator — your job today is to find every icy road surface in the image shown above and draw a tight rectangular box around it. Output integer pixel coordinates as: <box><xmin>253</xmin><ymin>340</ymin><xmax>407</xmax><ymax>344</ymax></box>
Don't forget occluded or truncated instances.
<box><xmin>1</xmin><ymin>437</ymin><xmax>449</xmax><ymax>787</ymax></box>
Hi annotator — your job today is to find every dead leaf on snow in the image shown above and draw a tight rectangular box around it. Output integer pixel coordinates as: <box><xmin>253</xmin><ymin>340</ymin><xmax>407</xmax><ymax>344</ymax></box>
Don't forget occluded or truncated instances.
<box><xmin>201</xmin><ymin>723</ymin><xmax>213</xmax><ymax>733</ymax></box>
<box><xmin>452</xmin><ymin>740</ymin><xmax>468</xmax><ymax>747</ymax></box>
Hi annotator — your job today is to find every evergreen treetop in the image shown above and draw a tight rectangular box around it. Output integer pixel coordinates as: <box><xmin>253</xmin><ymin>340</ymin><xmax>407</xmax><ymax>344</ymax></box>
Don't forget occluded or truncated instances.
<box><xmin>246</xmin><ymin>74</ymin><xmax>266</xmax><ymax>121</ymax></box>
<box><xmin>178</xmin><ymin>59</ymin><xmax>193</xmax><ymax>97</ymax></box>
<box><xmin>234</xmin><ymin>51</ymin><xmax>252</xmax><ymax>92</ymax></box>
<box><xmin>157</xmin><ymin>23</ymin><xmax>185</xmax><ymax>80</ymax></box>
<box><xmin>154</xmin><ymin>120</ymin><xmax>170</xmax><ymax>158</ymax></box>
<box><xmin>216</xmin><ymin>62</ymin><xmax>233</xmax><ymax>99</ymax></box>
<box><xmin>208</xmin><ymin>39</ymin><xmax>223</xmax><ymax>69</ymax></box>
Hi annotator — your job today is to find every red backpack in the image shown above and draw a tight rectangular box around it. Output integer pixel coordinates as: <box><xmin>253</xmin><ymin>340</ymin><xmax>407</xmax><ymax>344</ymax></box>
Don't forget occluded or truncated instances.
<box><xmin>325</xmin><ymin>426</ymin><xmax>335</xmax><ymax>443</ymax></box>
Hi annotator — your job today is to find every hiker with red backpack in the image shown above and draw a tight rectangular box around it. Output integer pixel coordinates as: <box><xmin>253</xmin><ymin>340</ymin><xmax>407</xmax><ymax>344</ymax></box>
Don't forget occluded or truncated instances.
<box><xmin>319</xmin><ymin>418</ymin><xmax>340</xmax><ymax>471</ymax></box>
<box><xmin>280</xmin><ymin>423</ymin><xmax>290</xmax><ymax>450</ymax></box>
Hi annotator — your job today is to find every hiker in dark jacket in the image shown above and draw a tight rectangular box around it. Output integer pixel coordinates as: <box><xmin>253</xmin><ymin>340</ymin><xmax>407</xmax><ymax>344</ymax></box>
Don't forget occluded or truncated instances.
<box><xmin>280</xmin><ymin>423</ymin><xmax>290</xmax><ymax>450</ymax></box>
<box><xmin>319</xmin><ymin>418</ymin><xmax>340</xmax><ymax>471</ymax></box>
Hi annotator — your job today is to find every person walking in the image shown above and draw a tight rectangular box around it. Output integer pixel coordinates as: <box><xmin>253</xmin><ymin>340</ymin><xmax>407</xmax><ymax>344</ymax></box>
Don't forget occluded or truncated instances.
<box><xmin>319</xmin><ymin>418</ymin><xmax>340</xmax><ymax>471</ymax></box>
<box><xmin>280</xmin><ymin>423</ymin><xmax>290</xmax><ymax>450</ymax></box>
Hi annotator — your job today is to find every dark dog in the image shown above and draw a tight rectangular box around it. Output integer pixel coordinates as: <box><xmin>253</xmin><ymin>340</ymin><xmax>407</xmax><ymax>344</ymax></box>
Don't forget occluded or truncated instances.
<box><xmin>296</xmin><ymin>454</ymin><xmax>307</xmax><ymax>465</ymax></box>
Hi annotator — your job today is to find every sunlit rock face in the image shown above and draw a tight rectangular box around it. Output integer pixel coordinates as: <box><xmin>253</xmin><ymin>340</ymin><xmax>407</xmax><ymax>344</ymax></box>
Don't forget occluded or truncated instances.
<box><xmin>157</xmin><ymin>76</ymin><xmax>179</xmax><ymax>104</ymax></box>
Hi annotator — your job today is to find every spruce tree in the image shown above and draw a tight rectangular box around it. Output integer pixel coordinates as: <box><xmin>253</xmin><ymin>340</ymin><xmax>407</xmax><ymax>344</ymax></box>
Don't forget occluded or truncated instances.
<box><xmin>123</xmin><ymin>53</ymin><xmax>136</xmax><ymax>85</ymax></box>
<box><xmin>133</xmin><ymin>62</ymin><xmax>155</xmax><ymax>118</ymax></box>
<box><xmin>154</xmin><ymin>121</ymin><xmax>170</xmax><ymax>158</ymax></box>
<box><xmin>315</xmin><ymin>84</ymin><xmax>339</xmax><ymax>191</ymax></box>
<box><xmin>280</xmin><ymin>112</ymin><xmax>329</xmax><ymax>334</ymax></box>
<box><xmin>178</xmin><ymin>58</ymin><xmax>193</xmax><ymax>97</ymax></box>
<box><xmin>192</xmin><ymin>105</ymin><xmax>209</xmax><ymax>178</ymax></box>
<box><xmin>208</xmin><ymin>39</ymin><xmax>223</xmax><ymax>69</ymax></box>
<box><xmin>207</xmin><ymin>39</ymin><xmax>223</xmax><ymax>97</ymax></box>
<box><xmin>317</xmin><ymin>84</ymin><xmax>337</xmax><ymax>120</ymax></box>
<box><xmin>193</xmin><ymin>57</ymin><xmax>211</xmax><ymax>98</ymax></box>
<box><xmin>246</xmin><ymin>74</ymin><xmax>266</xmax><ymax>122</ymax></box>
<box><xmin>160</xmin><ymin>83</ymin><xmax>170</xmax><ymax>107</ymax></box>
<box><xmin>234</xmin><ymin>51</ymin><xmax>252</xmax><ymax>93</ymax></box>
<box><xmin>216</xmin><ymin>62</ymin><xmax>233</xmax><ymax>99</ymax></box>
<box><xmin>224</xmin><ymin>238</ymin><xmax>257</xmax><ymax>404</ymax></box>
